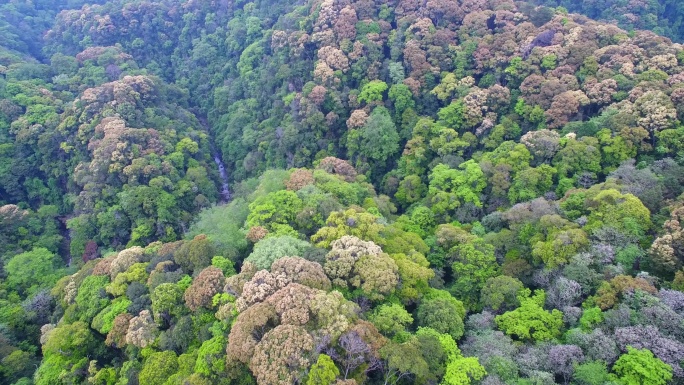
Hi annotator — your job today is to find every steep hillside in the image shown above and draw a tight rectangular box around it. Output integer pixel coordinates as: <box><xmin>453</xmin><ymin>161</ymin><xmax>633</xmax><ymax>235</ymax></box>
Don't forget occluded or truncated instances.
<box><xmin>527</xmin><ymin>0</ymin><xmax>684</xmax><ymax>43</ymax></box>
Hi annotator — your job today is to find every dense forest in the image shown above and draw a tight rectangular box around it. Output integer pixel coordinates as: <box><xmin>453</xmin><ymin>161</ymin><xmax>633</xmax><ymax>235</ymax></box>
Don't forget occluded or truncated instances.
<box><xmin>528</xmin><ymin>0</ymin><xmax>684</xmax><ymax>43</ymax></box>
<box><xmin>4</xmin><ymin>0</ymin><xmax>684</xmax><ymax>384</ymax></box>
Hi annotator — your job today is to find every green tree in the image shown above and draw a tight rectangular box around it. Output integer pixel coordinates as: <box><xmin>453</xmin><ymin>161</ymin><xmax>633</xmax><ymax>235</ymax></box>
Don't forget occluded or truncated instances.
<box><xmin>495</xmin><ymin>289</ymin><xmax>563</xmax><ymax>342</ymax></box>
<box><xmin>442</xmin><ymin>355</ymin><xmax>487</xmax><ymax>385</ymax></box>
<box><xmin>573</xmin><ymin>361</ymin><xmax>610</xmax><ymax>385</ymax></box>
<box><xmin>450</xmin><ymin>240</ymin><xmax>499</xmax><ymax>311</ymax></box>
<box><xmin>380</xmin><ymin>337</ymin><xmax>432</xmax><ymax>384</ymax></box>
<box><xmin>187</xmin><ymin>200</ymin><xmax>249</xmax><ymax>261</ymax></box>
<box><xmin>42</xmin><ymin>321</ymin><xmax>97</xmax><ymax>359</ymax></box>
<box><xmin>508</xmin><ymin>165</ymin><xmax>556</xmax><ymax>203</ymax></box>
<box><xmin>585</xmin><ymin>189</ymin><xmax>651</xmax><ymax>238</ymax></box>
<box><xmin>480</xmin><ymin>275</ymin><xmax>524</xmax><ymax>312</ymax></box>
<box><xmin>306</xmin><ymin>354</ymin><xmax>339</xmax><ymax>385</ymax></box>
<box><xmin>394</xmin><ymin>175</ymin><xmax>427</xmax><ymax>207</ymax></box>
<box><xmin>151</xmin><ymin>282</ymin><xmax>186</xmax><ymax>323</ymax></box>
<box><xmin>5</xmin><ymin>248</ymin><xmax>64</xmax><ymax>295</ymax></box>
<box><xmin>388</xmin><ymin>83</ymin><xmax>415</xmax><ymax>117</ymax></box>
<box><xmin>532</xmin><ymin>227</ymin><xmax>588</xmax><ymax>268</ymax></box>
<box><xmin>417</xmin><ymin>291</ymin><xmax>466</xmax><ymax>341</ymax></box>
<box><xmin>174</xmin><ymin>235</ymin><xmax>217</xmax><ymax>274</ymax></box>
<box><xmin>246</xmin><ymin>190</ymin><xmax>303</xmax><ymax>233</ymax></box>
<box><xmin>358</xmin><ymin>80</ymin><xmax>388</xmax><ymax>104</ymax></box>
<box><xmin>428</xmin><ymin>161</ymin><xmax>486</xmax><ymax>219</ymax></box>
<box><xmin>416</xmin><ymin>327</ymin><xmax>486</xmax><ymax>385</ymax></box>
<box><xmin>74</xmin><ymin>275</ymin><xmax>111</xmax><ymax>323</ymax></box>
<box><xmin>195</xmin><ymin>334</ymin><xmax>226</xmax><ymax>379</ymax></box>
<box><xmin>351</xmin><ymin>106</ymin><xmax>400</xmax><ymax>163</ymax></box>
<box><xmin>139</xmin><ymin>351</ymin><xmax>179</xmax><ymax>385</ymax></box>
<box><xmin>370</xmin><ymin>303</ymin><xmax>414</xmax><ymax>336</ymax></box>
<box><xmin>245</xmin><ymin>235</ymin><xmax>312</xmax><ymax>270</ymax></box>
<box><xmin>91</xmin><ymin>297</ymin><xmax>132</xmax><ymax>334</ymax></box>
<box><xmin>311</xmin><ymin>208</ymin><xmax>384</xmax><ymax>248</ymax></box>
<box><xmin>611</xmin><ymin>347</ymin><xmax>672</xmax><ymax>385</ymax></box>
<box><xmin>579</xmin><ymin>307</ymin><xmax>603</xmax><ymax>331</ymax></box>
<box><xmin>438</xmin><ymin>100</ymin><xmax>467</xmax><ymax>131</ymax></box>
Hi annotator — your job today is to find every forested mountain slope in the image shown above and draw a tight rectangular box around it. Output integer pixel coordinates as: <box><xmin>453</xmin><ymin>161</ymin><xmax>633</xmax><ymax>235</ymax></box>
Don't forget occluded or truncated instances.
<box><xmin>2</xmin><ymin>0</ymin><xmax>684</xmax><ymax>384</ymax></box>
<box><xmin>527</xmin><ymin>0</ymin><xmax>684</xmax><ymax>43</ymax></box>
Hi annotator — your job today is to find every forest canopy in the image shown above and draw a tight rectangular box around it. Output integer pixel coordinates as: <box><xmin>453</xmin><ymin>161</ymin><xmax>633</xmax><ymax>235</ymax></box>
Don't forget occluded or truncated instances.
<box><xmin>3</xmin><ymin>0</ymin><xmax>684</xmax><ymax>384</ymax></box>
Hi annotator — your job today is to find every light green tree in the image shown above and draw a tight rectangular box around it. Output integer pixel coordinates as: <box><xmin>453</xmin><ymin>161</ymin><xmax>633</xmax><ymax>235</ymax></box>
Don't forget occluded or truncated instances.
<box><xmin>195</xmin><ymin>334</ymin><xmax>226</xmax><ymax>378</ymax></box>
<box><xmin>442</xmin><ymin>355</ymin><xmax>487</xmax><ymax>385</ymax></box>
<box><xmin>139</xmin><ymin>351</ymin><xmax>179</xmax><ymax>385</ymax></box>
<box><xmin>415</xmin><ymin>327</ymin><xmax>486</xmax><ymax>385</ymax></box>
<box><xmin>246</xmin><ymin>190</ymin><xmax>303</xmax><ymax>232</ymax></box>
<box><xmin>388</xmin><ymin>83</ymin><xmax>415</xmax><ymax>116</ymax></box>
<box><xmin>508</xmin><ymin>165</ymin><xmax>556</xmax><ymax>203</ymax></box>
<box><xmin>573</xmin><ymin>361</ymin><xmax>610</xmax><ymax>385</ymax></box>
<box><xmin>5</xmin><ymin>247</ymin><xmax>64</xmax><ymax>295</ymax></box>
<box><xmin>306</xmin><ymin>354</ymin><xmax>339</xmax><ymax>385</ymax></box>
<box><xmin>75</xmin><ymin>275</ymin><xmax>111</xmax><ymax>323</ymax></box>
<box><xmin>450</xmin><ymin>240</ymin><xmax>499</xmax><ymax>311</ymax></box>
<box><xmin>495</xmin><ymin>289</ymin><xmax>563</xmax><ymax>342</ymax></box>
<box><xmin>245</xmin><ymin>235</ymin><xmax>312</xmax><ymax>270</ymax></box>
<box><xmin>437</xmin><ymin>100</ymin><xmax>467</xmax><ymax>130</ymax></box>
<box><xmin>611</xmin><ymin>347</ymin><xmax>672</xmax><ymax>385</ymax></box>
<box><xmin>428</xmin><ymin>161</ymin><xmax>486</xmax><ymax>219</ymax></box>
<box><xmin>370</xmin><ymin>303</ymin><xmax>414</xmax><ymax>336</ymax></box>
<box><xmin>358</xmin><ymin>80</ymin><xmax>388</xmax><ymax>104</ymax></box>
<box><xmin>151</xmin><ymin>283</ymin><xmax>186</xmax><ymax>323</ymax></box>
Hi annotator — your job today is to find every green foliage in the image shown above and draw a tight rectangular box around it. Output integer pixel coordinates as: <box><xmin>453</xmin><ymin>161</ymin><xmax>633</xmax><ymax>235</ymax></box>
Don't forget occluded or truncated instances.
<box><xmin>394</xmin><ymin>175</ymin><xmax>426</xmax><ymax>207</ymax></box>
<box><xmin>195</xmin><ymin>334</ymin><xmax>226</xmax><ymax>378</ymax></box>
<box><xmin>211</xmin><ymin>256</ymin><xmax>237</xmax><ymax>277</ymax></box>
<box><xmin>306</xmin><ymin>354</ymin><xmax>339</xmax><ymax>385</ymax></box>
<box><xmin>151</xmin><ymin>283</ymin><xmax>186</xmax><ymax>322</ymax></box>
<box><xmin>611</xmin><ymin>347</ymin><xmax>672</xmax><ymax>385</ymax></box>
<box><xmin>6</xmin><ymin>0</ymin><xmax>684</xmax><ymax>383</ymax></box>
<box><xmin>442</xmin><ymin>355</ymin><xmax>487</xmax><ymax>385</ymax></box>
<box><xmin>140</xmin><ymin>351</ymin><xmax>179</xmax><ymax>385</ymax></box>
<box><xmin>311</xmin><ymin>208</ymin><xmax>383</xmax><ymax>248</ymax></box>
<box><xmin>508</xmin><ymin>165</ymin><xmax>556</xmax><ymax>203</ymax></box>
<box><xmin>417</xmin><ymin>291</ymin><xmax>466</xmax><ymax>341</ymax></box>
<box><xmin>573</xmin><ymin>361</ymin><xmax>610</xmax><ymax>385</ymax></box>
<box><xmin>350</xmin><ymin>106</ymin><xmax>400</xmax><ymax>163</ymax></box>
<box><xmin>579</xmin><ymin>307</ymin><xmax>603</xmax><ymax>331</ymax></box>
<box><xmin>245</xmin><ymin>236</ymin><xmax>312</xmax><ymax>270</ymax></box>
<box><xmin>188</xmin><ymin>200</ymin><xmax>249</xmax><ymax>261</ymax></box>
<box><xmin>414</xmin><ymin>327</ymin><xmax>486</xmax><ymax>385</ymax></box>
<box><xmin>438</xmin><ymin>100</ymin><xmax>467</xmax><ymax>131</ymax></box>
<box><xmin>388</xmin><ymin>84</ymin><xmax>415</xmax><ymax>116</ymax></box>
<box><xmin>174</xmin><ymin>235</ymin><xmax>217</xmax><ymax>274</ymax></box>
<box><xmin>358</xmin><ymin>80</ymin><xmax>388</xmax><ymax>104</ymax></box>
<box><xmin>42</xmin><ymin>321</ymin><xmax>96</xmax><ymax>359</ymax></box>
<box><xmin>585</xmin><ymin>189</ymin><xmax>651</xmax><ymax>238</ymax></box>
<box><xmin>540</xmin><ymin>54</ymin><xmax>557</xmax><ymax>70</ymax></box>
<box><xmin>74</xmin><ymin>275</ymin><xmax>111</xmax><ymax>323</ymax></box>
<box><xmin>106</xmin><ymin>262</ymin><xmax>147</xmax><ymax>296</ymax></box>
<box><xmin>480</xmin><ymin>275</ymin><xmax>524</xmax><ymax>312</ymax></box>
<box><xmin>428</xmin><ymin>161</ymin><xmax>486</xmax><ymax>219</ymax></box>
<box><xmin>5</xmin><ymin>248</ymin><xmax>64</xmax><ymax>295</ymax></box>
<box><xmin>495</xmin><ymin>290</ymin><xmax>564</xmax><ymax>342</ymax></box>
<box><xmin>370</xmin><ymin>303</ymin><xmax>414</xmax><ymax>336</ymax></box>
<box><xmin>450</xmin><ymin>240</ymin><xmax>499</xmax><ymax>311</ymax></box>
<box><xmin>246</xmin><ymin>190</ymin><xmax>303</xmax><ymax>233</ymax></box>
<box><xmin>92</xmin><ymin>297</ymin><xmax>132</xmax><ymax>334</ymax></box>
